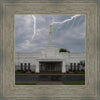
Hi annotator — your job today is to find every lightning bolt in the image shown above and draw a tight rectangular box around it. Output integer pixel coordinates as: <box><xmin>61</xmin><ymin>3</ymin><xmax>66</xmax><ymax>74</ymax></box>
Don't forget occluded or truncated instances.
<box><xmin>51</xmin><ymin>15</ymin><xmax>81</xmax><ymax>25</ymax></box>
<box><xmin>31</xmin><ymin>15</ymin><xmax>81</xmax><ymax>40</ymax></box>
<box><xmin>31</xmin><ymin>15</ymin><xmax>36</xmax><ymax>40</ymax></box>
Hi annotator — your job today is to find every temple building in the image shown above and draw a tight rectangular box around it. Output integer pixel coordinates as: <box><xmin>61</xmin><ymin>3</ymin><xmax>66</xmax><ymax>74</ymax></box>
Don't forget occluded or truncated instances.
<box><xmin>15</xmin><ymin>25</ymin><xmax>85</xmax><ymax>73</ymax></box>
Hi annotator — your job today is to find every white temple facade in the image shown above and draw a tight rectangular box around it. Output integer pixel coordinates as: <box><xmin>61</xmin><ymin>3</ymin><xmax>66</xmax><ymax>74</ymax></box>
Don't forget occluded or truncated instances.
<box><xmin>15</xmin><ymin>25</ymin><xmax>85</xmax><ymax>73</ymax></box>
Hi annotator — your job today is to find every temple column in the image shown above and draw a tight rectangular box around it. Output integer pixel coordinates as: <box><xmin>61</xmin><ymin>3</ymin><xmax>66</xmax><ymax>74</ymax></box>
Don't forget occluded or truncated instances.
<box><xmin>74</xmin><ymin>63</ymin><xmax>76</xmax><ymax>71</ymax></box>
<box><xmin>28</xmin><ymin>63</ymin><xmax>30</xmax><ymax>71</ymax></box>
<box><xmin>24</xmin><ymin>63</ymin><xmax>27</xmax><ymax>71</ymax></box>
<box><xmin>20</xmin><ymin>63</ymin><xmax>23</xmax><ymax>71</ymax></box>
<box><xmin>35</xmin><ymin>61</ymin><xmax>40</xmax><ymax>73</ymax></box>
<box><xmin>62</xmin><ymin>61</ymin><xmax>66</xmax><ymax>73</ymax></box>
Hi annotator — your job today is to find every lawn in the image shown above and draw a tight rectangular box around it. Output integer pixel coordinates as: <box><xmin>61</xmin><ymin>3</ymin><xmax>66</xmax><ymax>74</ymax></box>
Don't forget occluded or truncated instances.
<box><xmin>77</xmin><ymin>71</ymin><xmax>85</xmax><ymax>74</ymax></box>
<box><xmin>63</xmin><ymin>81</ymin><xmax>85</xmax><ymax>85</ymax></box>
<box><xmin>15</xmin><ymin>71</ymin><xmax>24</xmax><ymax>74</ymax></box>
<box><xmin>15</xmin><ymin>83</ymin><xmax>36</xmax><ymax>85</ymax></box>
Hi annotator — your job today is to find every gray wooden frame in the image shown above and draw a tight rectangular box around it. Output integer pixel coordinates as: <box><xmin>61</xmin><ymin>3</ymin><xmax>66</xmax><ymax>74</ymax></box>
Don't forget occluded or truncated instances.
<box><xmin>0</xmin><ymin>0</ymin><xmax>99</xmax><ymax>99</ymax></box>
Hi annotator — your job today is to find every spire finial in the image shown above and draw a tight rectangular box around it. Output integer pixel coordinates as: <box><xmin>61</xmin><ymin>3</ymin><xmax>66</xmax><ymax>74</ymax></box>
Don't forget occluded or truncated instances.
<box><xmin>50</xmin><ymin>25</ymin><xmax>52</xmax><ymax>32</ymax></box>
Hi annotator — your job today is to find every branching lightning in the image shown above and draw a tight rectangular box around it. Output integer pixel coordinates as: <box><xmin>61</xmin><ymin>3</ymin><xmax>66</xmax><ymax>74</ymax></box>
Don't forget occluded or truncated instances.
<box><xmin>31</xmin><ymin>15</ymin><xmax>81</xmax><ymax>40</ymax></box>
<box><xmin>51</xmin><ymin>15</ymin><xmax>81</xmax><ymax>25</ymax></box>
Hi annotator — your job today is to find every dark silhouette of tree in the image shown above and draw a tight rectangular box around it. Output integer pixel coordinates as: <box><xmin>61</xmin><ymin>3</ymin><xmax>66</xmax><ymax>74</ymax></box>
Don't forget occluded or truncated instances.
<box><xmin>59</xmin><ymin>48</ymin><xmax>70</xmax><ymax>53</ymax></box>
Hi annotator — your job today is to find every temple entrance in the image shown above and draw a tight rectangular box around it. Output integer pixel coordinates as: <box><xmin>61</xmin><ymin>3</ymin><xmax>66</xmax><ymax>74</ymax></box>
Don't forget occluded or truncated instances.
<box><xmin>39</xmin><ymin>61</ymin><xmax>62</xmax><ymax>73</ymax></box>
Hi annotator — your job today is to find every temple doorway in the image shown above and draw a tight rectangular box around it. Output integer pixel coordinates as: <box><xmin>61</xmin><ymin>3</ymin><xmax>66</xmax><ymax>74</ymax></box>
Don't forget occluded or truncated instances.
<box><xmin>39</xmin><ymin>61</ymin><xmax>62</xmax><ymax>73</ymax></box>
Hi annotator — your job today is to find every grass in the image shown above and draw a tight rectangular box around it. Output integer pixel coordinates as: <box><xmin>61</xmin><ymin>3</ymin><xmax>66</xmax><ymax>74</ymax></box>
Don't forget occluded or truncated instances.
<box><xmin>63</xmin><ymin>81</ymin><xmax>85</xmax><ymax>85</ymax></box>
<box><xmin>15</xmin><ymin>83</ymin><xmax>36</xmax><ymax>85</ymax></box>
<box><xmin>15</xmin><ymin>71</ymin><xmax>23</xmax><ymax>74</ymax></box>
<box><xmin>77</xmin><ymin>71</ymin><xmax>85</xmax><ymax>74</ymax></box>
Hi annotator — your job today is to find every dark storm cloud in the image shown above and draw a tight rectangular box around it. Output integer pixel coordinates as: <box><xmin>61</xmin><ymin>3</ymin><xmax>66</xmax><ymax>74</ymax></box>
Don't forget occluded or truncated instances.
<box><xmin>15</xmin><ymin>15</ymin><xmax>85</xmax><ymax>52</ymax></box>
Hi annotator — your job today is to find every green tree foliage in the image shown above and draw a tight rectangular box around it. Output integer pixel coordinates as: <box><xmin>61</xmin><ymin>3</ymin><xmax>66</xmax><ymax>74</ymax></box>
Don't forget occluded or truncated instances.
<box><xmin>59</xmin><ymin>48</ymin><xmax>70</xmax><ymax>53</ymax></box>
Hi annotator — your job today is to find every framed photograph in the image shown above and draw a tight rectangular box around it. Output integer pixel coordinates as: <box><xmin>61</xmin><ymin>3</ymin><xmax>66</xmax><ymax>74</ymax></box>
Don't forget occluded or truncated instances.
<box><xmin>1</xmin><ymin>0</ymin><xmax>99</xmax><ymax>99</ymax></box>
<box><xmin>15</xmin><ymin>14</ymin><xmax>85</xmax><ymax>85</ymax></box>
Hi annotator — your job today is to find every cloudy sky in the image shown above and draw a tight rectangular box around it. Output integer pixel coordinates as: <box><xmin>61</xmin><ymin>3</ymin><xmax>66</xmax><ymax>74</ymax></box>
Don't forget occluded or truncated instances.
<box><xmin>15</xmin><ymin>15</ymin><xmax>85</xmax><ymax>53</ymax></box>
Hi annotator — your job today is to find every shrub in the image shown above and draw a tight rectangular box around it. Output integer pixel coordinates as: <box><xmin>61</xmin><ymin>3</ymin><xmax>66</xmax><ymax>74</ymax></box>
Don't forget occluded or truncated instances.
<box><xmin>74</xmin><ymin>72</ymin><xmax>78</xmax><ymax>74</ymax></box>
<box><xmin>17</xmin><ymin>69</ymin><xmax>21</xmax><ymax>72</ymax></box>
<box><xmin>23</xmin><ymin>70</ymin><xmax>28</xmax><ymax>73</ymax></box>
<box><xmin>29</xmin><ymin>69</ymin><xmax>32</xmax><ymax>72</ymax></box>
<box><xmin>69</xmin><ymin>69</ymin><xmax>72</xmax><ymax>71</ymax></box>
<box><xmin>81</xmin><ymin>69</ymin><xmax>84</xmax><ymax>72</ymax></box>
<box><xmin>25</xmin><ymin>71</ymin><xmax>31</xmax><ymax>74</ymax></box>
<box><xmin>31</xmin><ymin>71</ymin><xmax>35</xmax><ymax>73</ymax></box>
<box><xmin>72</xmin><ymin>70</ymin><xmax>76</xmax><ymax>72</ymax></box>
<box><xmin>69</xmin><ymin>71</ymin><xmax>74</xmax><ymax>74</ymax></box>
<box><xmin>66</xmin><ymin>71</ymin><xmax>69</xmax><ymax>74</ymax></box>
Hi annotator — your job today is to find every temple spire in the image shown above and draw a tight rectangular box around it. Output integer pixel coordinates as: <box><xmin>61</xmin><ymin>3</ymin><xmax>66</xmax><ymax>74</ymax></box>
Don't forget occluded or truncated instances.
<box><xmin>48</xmin><ymin>25</ymin><xmax>53</xmax><ymax>47</ymax></box>
<box><xmin>50</xmin><ymin>25</ymin><xmax>52</xmax><ymax>32</ymax></box>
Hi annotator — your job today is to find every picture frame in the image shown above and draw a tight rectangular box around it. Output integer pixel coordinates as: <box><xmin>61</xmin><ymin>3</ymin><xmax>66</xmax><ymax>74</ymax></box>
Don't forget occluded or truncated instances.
<box><xmin>0</xmin><ymin>0</ymin><xmax>99</xmax><ymax>99</ymax></box>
